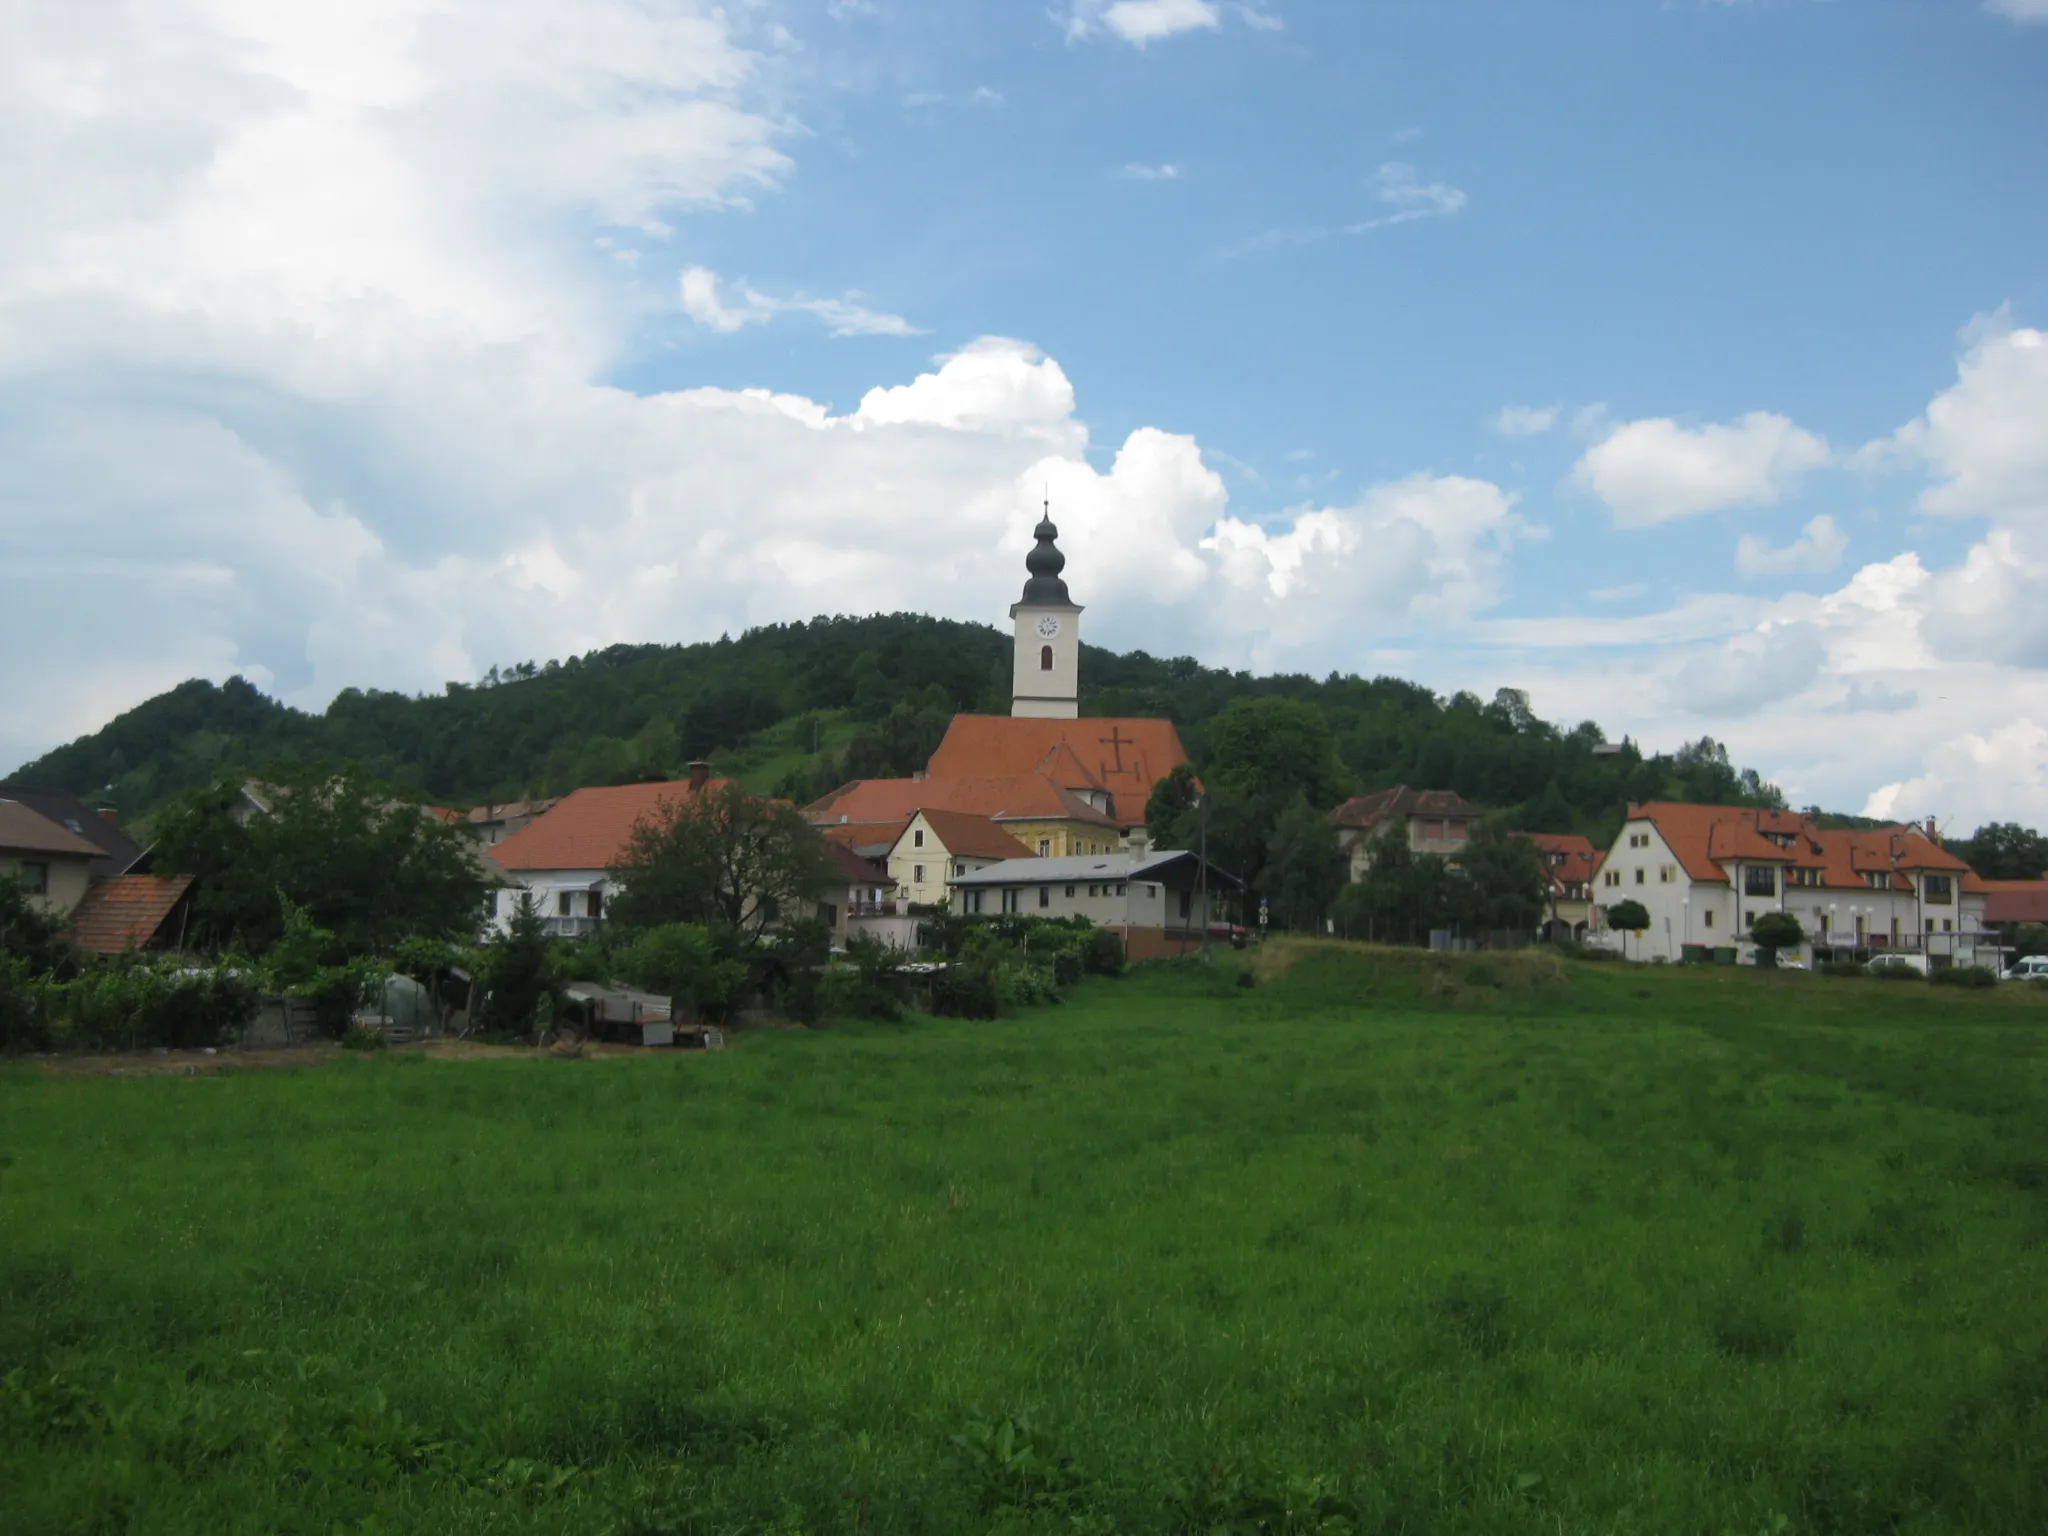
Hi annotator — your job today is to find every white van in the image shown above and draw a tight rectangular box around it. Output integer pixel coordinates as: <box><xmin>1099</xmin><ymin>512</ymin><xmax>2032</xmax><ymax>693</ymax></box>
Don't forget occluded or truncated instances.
<box><xmin>2002</xmin><ymin>955</ymin><xmax>2048</xmax><ymax>983</ymax></box>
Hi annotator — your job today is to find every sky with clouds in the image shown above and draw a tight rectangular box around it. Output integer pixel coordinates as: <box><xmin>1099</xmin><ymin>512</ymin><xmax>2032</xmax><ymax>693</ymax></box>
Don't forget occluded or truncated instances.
<box><xmin>2</xmin><ymin>0</ymin><xmax>2046</xmax><ymax>829</ymax></box>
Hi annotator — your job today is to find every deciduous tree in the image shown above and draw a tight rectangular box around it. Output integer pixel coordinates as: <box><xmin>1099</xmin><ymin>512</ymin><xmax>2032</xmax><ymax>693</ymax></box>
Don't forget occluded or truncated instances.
<box><xmin>608</xmin><ymin>781</ymin><xmax>838</xmax><ymax>941</ymax></box>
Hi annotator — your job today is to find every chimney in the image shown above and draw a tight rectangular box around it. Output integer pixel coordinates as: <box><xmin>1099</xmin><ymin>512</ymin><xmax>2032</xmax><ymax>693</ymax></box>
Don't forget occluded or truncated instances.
<box><xmin>686</xmin><ymin>761</ymin><xmax>711</xmax><ymax>795</ymax></box>
<box><xmin>1925</xmin><ymin>817</ymin><xmax>1939</xmax><ymax>843</ymax></box>
<box><xmin>1127</xmin><ymin>825</ymin><xmax>1151</xmax><ymax>860</ymax></box>
<box><xmin>95</xmin><ymin>804</ymin><xmax>119</xmax><ymax>829</ymax></box>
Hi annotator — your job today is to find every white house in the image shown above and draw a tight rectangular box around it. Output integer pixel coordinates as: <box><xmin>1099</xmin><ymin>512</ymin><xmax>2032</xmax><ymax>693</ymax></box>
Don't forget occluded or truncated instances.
<box><xmin>1596</xmin><ymin>803</ymin><xmax>1989</xmax><ymax>966</ymax></box>
<box><xmin>948</xmin><ymin>841</ymin><xmax>1234</xmax><ymax>960</ymax></box>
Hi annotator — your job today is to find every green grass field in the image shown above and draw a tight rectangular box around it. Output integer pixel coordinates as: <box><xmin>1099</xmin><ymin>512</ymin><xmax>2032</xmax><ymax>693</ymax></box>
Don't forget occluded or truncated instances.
<box><xmin>4</xmin><ymin>948</ymin><xmax>2046</xmax><ymax>1534</ymax></box>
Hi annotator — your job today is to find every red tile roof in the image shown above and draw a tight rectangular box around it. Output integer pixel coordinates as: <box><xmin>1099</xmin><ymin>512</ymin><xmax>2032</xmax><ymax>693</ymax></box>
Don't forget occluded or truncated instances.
<box><xmin>1330</xmin><ymin>786</ymin><xmax>1477</xmax><ymax>830</ymax></box>
<box><xmin>1628</xmin><ymin>803</ymin><xmax>1975</xmax><ymax>891</ymax></box>
<box><xmin>897</xmin><ymin>809</ymin><xmax>1037</xmax><ymax>862</ymax></box>
<box><xmin>68</xmin><ymin>875</ymin><xmax>194</xmax><ymax>955</ymax></box>
<box><xmin>1527</xmin><ymin>833</ymin><xmax>1602</xmax><ymax>894</ymax></box>
<box><xmin>0</xmin><ymin>800</ymin><xmax>106</xmax><ymax>859</ymax></box>
<box><xmin>822</xmin><ymin>839</ymin><xmax>895</xmax><ymax>888</ymax></box>
<box><xmin>924</xmin><ymin>715</ymin><xmax>1189</xmax><ymax>825</ymax></box>
<box><xmin>806</xmin><ymin>773</ymin><xmax>1119</xmax><ymax>831</ymax></box>
<box><xmin>490</xmin><ymin>778</ymin><xmax>734</xmax><ymax>871</ymax></box>
<box><xmin>1980</xmin><ymin>880</ymin><xmax>2048</xmax><ymax>926</ymax></box>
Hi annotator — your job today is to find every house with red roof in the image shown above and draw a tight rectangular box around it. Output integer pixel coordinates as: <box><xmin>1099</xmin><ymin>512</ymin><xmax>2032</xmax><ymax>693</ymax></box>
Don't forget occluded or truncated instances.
<box><xmin>1596</xmin><ymin>804</ymin><xmax>1990</xmax><ymax>966</ymax></box>
<box><xmin>883</xmin><ymin>809</ymin><xmax>1036</xmax><ymax>909</ymax></box>
<box><xmin>1329</xmin><ymin>786</ymin><xmax>1480</xmax><ymax>883</ymax></box>
<box><xmin>1527</xmin><ymin>833</ymin><xmax>1606</xmax><ymax>943</ymax></box>
<box><xmin>488</xmin><ymin>764</ymin><xmax>731</xmax><ymax>934</ymax></box>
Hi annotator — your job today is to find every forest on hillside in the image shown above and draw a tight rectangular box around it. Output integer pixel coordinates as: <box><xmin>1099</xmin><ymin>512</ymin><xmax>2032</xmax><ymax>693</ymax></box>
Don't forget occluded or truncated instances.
<box><xmin>11</xmin><ymin>612</ymin><xmax>1790</xmax><ymax>844</ymax></box>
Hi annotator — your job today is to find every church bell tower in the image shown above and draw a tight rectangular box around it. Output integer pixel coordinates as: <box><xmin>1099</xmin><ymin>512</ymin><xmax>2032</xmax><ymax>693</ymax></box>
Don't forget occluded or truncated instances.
<box><xmin>1009</xmin><ymin>508</ymin><xmax>1082</xmax><ymax>718</ymax></box>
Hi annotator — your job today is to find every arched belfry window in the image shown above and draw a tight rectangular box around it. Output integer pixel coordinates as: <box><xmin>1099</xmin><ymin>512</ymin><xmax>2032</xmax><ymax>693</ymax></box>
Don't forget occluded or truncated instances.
<box><xmin>1040</xmin><ymin>645</ymin><xmax>1054</xmax><ymax>671</ymax></box>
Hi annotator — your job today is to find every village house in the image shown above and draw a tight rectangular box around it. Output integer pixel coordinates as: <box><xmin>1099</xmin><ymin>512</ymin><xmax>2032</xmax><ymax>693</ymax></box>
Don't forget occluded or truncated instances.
<box><xmin>812</xmin><ymin>840</ymin><xmax>910</xmax><ymax>950</ymax></box>
<box><xmin>0</xmin><ymin>798</ymin><xmax>108</xmax><ymax>919</ymax></box>
<box><xmin>948</xmin><ymin>835</ymin><xmax>1234</xmax><ymax>960</ymax></box>
<box><xmin>1595</xmin><ymin>804</ymin><xmax>1989</xmax><ymax>966</ymax></box>
<box><xmin>67</xmin><ymin>874</ymin><xmax>199</xmax><ymax>956</ymax></box>
<box><xmin>488</xmin><ymin>764</ymin><xmax>729</xmax><ymax>934</ymax></box>
<box><xmin>0</xmin><ymin>784</ymin><xmax>142</xmax><ymax>880</ymax></box>
<box><xmin>465</xmin><ymin>798</ymin><xmax>559</xmax><ymax>846</ymax></box>
<box><xmin>1329</xmin><ymin>786</ymin><xmax>1479</xmax><ymax>883</ymax></box>
<box><xmin>1527</xmin><ymin>832</ymin><xmax>1605</xmax><ymax>944</ymax></box>
<box><xmin>883</xmin><ymin>809</ymin><xmax>1035</xmax><ymax>909</ymax></box>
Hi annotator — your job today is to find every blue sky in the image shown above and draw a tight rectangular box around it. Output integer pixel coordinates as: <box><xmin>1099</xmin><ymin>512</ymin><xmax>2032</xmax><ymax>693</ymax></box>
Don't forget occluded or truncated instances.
<box><xmin>3</xmin><ymin>0</ymin><xmax>2046</xmax><ymax>824</ymax></box>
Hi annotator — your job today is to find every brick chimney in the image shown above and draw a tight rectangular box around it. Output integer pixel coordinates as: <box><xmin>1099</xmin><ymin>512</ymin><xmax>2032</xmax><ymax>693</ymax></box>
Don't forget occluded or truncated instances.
<box><xmin>1926</xmin><ymin>817</ymin><xmax>1940</xmax><ymax>843</ymax></box>
<box><xmin>686</xmin><ymin>761</ymin><xmax>711</xmax><ymax>795</ymax></box>
<box><xmin>95</xmin><ymin>804</ymin><xmax>120</xmax><ymax>829</ymax></box>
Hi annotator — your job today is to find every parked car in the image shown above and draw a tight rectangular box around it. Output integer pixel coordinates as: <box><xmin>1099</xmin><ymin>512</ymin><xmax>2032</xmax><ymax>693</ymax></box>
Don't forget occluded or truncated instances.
<box><xmin>1868</xmin><ymin>953</ymin><xmax>1930</xmax><ymax>975</ymax></box>
<box><xmin>2001</xmin><ymin>955</ymin><xmax>2048</xmax><ymax>983</ymax></box>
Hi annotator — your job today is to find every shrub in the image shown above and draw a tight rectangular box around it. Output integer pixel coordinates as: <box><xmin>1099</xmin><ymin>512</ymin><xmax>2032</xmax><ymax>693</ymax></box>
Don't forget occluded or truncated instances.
<box><xmin>1816</xmin><ymin>960</ymin><xmax>1867</xmax><ymax>979</ymax></box>
<box><xmin>342</xmin><ymin>1023</ymin><xmax>389</xmax><ymax>1052</ymax></box>
<box><xmin>1930</xmin><ymin>964</ymin><xmax>1998</xmax><ymax>989</ymax></box>
<box><xmin>929</xmin><ymin>959</ymin><xmax>1000</xmax><ymax>1019</ymax></box>
<box><xmin>1083</xmin><ymin>927</ymin><xmax>1126</xmax><ymax>977</ymax></box>
<box><xmin>1869</xmin><ymin>962</ymin><xmax>1924</xmax><ymax>983</ymax></box>
<box><xmin>3</xmin><ymin>960</ymin><xmax>260</xmax><ymax>1054</ymax></box>
<box><xmin>616</xmin><ymin>922</ymin><xmax>748</xmax><ymax>1019</ymax></box>
<box><xmin>819</xmin><ymin>935</ymin><xmax>912</xmax><ymax>1022</ymax></box>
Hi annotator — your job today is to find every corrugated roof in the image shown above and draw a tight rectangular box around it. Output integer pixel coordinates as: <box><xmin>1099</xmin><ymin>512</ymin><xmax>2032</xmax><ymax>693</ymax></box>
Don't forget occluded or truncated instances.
<box><xmin>950</xmin><ymin>850</ymin><xmax>1206</xmax><ymax>885</ymax></box>
<box><xmin>924</xmin><ymin>715</ymin><xmax>1189</xmax><ymax>825</ymax></box>
<box><xmin>0</xmin><ymin>800</ymin><xmax>107</xmax><ymax>859</ymax></box>
<box><xmin>490</xmin><ymin>778</ymin><xmax>734</xmax><ymax>872</ymax></box>
<box><xmin>897</xmin><ymin>809</ymin><xmax>1037</xmax><ymax>862</ymax></box>
<box><xmin>1330</xmin><ymin>786</ymin><xmax>1477</xmax><ymax>830</ymax></box>
<box><xmin>68</xmin><ymin>874</ymin><xmax>194</xmax><ymax>955</ymax></box>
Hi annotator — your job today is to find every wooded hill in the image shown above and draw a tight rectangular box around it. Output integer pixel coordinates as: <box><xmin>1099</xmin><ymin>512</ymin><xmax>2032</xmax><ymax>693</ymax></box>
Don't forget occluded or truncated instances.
<box><xmin>10</xmin><ymin>612</ymin><xmax>1787</xmax><ymax>841</ymax></box>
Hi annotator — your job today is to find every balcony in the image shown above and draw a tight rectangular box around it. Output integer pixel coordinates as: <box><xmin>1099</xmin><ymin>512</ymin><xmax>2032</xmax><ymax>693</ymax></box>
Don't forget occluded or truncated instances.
<box><xmin>543</xmin><ymin>915</ymin><xmax>602</xmax><ymax>939</ymax></box>
<box><xmin>848</xmin><ymin>901</ymin><xmax>900</xmax><ymax>918</ymax></box>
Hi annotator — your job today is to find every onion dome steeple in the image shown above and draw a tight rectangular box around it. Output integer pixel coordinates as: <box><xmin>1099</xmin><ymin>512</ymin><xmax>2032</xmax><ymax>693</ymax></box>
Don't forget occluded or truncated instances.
<box><xmin>1019</xmin><ymin>504</ymin><xmax>1072</xmax><ymax>605</ymax></box>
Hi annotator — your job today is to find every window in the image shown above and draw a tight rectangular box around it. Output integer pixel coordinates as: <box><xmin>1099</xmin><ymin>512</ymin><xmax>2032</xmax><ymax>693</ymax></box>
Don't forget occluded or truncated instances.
<box><xmin>1744</xmin><ymin>866</ymin><xmax>1777</xmax><ymax>898</ymax></box>
<box><xmin>954</xmin><ymin>862</ymin><xmax>964</xmax><ymax>878</ymax></box>
<box><xmin>1864</xmin><ymin>872</ymin><xmax>1889</xmax><ymax>890</ymax></box>
<box><xmin>1040</xmin><ymin>645</ymin><xmax>1053</xmax><ymax>671</ymax></box>
<box><xmin>557</xmin><ymin>891</ymin><xmax>574</xmax><ymax>916</ymax></box>
<box><xmin>1604</xmin><ymin>870</ymin><xmax>1620</xmax><ymax>889</ymax></box>
<box><xmin>1628</xmin><ymin>832</ymin><xmax>1650</xmax><ymax>849</ymax></box>
<box><xmin>913</xmin><ymin>829</ymin><xmax>924</xmax><ymax>848</ymax></box>
<box><xmin>1924</xmin><ymin>874</ymin><xmax>1953</xmax><ymax>905</ymax></box>
<box><xmin>1926</xmin><ymin>918</ymin><xmax>1935</xmax><ymax>933</ymax></box>
<box><xmin>1116</xmin><ymin>883</ymin><xmax>1127</xmax><ymax>896</ymax></box>
<box><xmin>1942</xmin><ymin>919</ymin><xmax>1952</xmax><ymax>933</ymax></box>
<box><xmin>18</xmin><ymin>860</ymin><xmax>49</xmax><ymax>896</ymax></box>
<box><xmin>1634</xmin><ymin>868</ymin><xmax>1645</xmax><ymax>885</ymax></box>
<box><xmin>589</xmin><ymin>889</ymin><xmax>603</xmax><ymax>920</ymax></box>
<box><xmin>1148</xmin><ymin>885</ymin><xmax>1158</xmax><ymax>897</ymax></box>
<box><xmin>1038</xmin><ymin>838</ymin><xmax>1051</xmax><ymax>856</ymax></box>
<box><xmin>1704</xmin><ymin>910</ymin><xmax>1716</xmax><ymax>930</ymax></box>
<box><xmin>1744</xmin><ymin>911</ymin><xmax>1755</xmax><ymax>930</ymax></box>
<box><xmin>1790</xmin><ymin>867</ymin><xmax>1823</xmax><ymax>888</ymax></box>
<box><xmin>965</xmin><ymin>890</ymin><xmax>983</xmax><ymax>914</ymax></box>
<box><xmin>1002</xmin><ymin>888</ymin><xmax>1022</xmax><ymax>914</ymax></box>
<box><xmin>1659</xmin><ymin>865</ymin><xmax>1675</xmax><ymax>883</ymax></box>
<box><xmin>1039</xmin><ymin>886</ymin><xmax>1050</xmax><ymax>909</ymax></box>
<box><xmin>1066</xmin><ymin>885</ymin><xmax>1076</xmax><ymax>897</ymax></box>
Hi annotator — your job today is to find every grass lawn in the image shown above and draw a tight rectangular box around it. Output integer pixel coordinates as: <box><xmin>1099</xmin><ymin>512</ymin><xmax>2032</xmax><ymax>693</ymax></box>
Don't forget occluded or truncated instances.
<box><xmin>3</xmin><ymin>946</ymin><xmax>2045</xmax><ymax>1534</ymax></box>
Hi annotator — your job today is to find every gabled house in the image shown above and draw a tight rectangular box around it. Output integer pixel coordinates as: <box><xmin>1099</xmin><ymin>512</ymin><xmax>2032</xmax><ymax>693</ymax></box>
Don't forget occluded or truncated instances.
<box><xmin>1596</xmin><ymin>804</ymin><xmax>1989</xmax><ymax>966</ymax></box>
<box><xmin>1527</xmin><ymin>833</ymin><xmax>1605</xmax><ymax>943</ymax></box>
<box><xmin>488</xmin><ymin>766</ymin><xmax>731</xmax><ymax>935</ymax></box>
<box><xmin>806</xmin><ymin>772</ymin><xmax>1123</xmax><ymax>863</ymax></box>
<box><xmin>465</xmin><ymin>798</ymin><xmax>560</xmax><ymax>846</ymax></box>
<box><xmin>812</xmin><ymin>840</ymin><xmax>911</xmax><ymax>950</ymax></box>
<box><xmin>0</xmin><ymin>784</ymin><xmax>142</xmax><ymax>880</ymax></box>
<box><xmin>0</xmin><ymin>799</ymin><xmax>106</xmax><ymax>919</ymax></box>
<box><xmin>886</xmin><ymin>809</ymin><xmax>1035</xmax><ymax>909</ymax></box>
<box><xmin>1329</xmin><ymin>786</ymin><xmax>1479</xmax><ymax>882</ymax></box>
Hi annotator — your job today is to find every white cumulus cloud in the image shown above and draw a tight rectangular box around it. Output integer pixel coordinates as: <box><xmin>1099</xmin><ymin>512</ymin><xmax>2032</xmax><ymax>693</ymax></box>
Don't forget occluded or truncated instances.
<box><xmin>1068</xmin><ymin>0</ymin><xmax>1222</xmax><ymax>45</ymax></box>
<box><xmin>1735</xmin><ymin>514</ymin><xmax>1849</xmax><ymax>578</ymax></box>
<box><xmin>1493</xmin><ymin>404</ymin><xmax>1560</xmax><ymax>437</ymax></box>
<box><xmin>1574</xmin><ymin>412</ymin><xmax>1832</xmax><ymax>526</ymax></box>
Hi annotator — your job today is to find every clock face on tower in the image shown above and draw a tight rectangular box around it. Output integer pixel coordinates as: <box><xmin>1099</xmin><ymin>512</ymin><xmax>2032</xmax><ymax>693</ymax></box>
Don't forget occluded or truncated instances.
<box><xmin>1036</xmin><ymin>615</ymin><xmax>1061</xmax><ymax>638</ymax></box>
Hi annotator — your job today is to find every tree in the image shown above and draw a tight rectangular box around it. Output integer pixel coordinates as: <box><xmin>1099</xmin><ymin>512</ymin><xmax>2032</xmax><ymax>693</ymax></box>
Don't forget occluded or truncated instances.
<box><xmin>1953</xmin><ymin>822</ymin><xmax>2048</xmax><ymax>881</ymax></box>
<box><xmin>2011</xmin><ymin>924</ymin><xmax>2048</xmax><ymax>961</ymax></box>
<box><xmin>1749</xmin><ymin>911</ymin><xmax>1806</xmax><ymax>969</ymax></box>
<box><xmin>1604</xmin><ymin>899</ymin><xmax>1650</xmax><ymax>959</ymax></box>
<box><xmin>480</xmin><ymin>891</ymin><xmax>560</xmax><ymax>1034</ymax></box>
<box><xmin>608</xmin><ymin>781</ymin><xmax>839</xmax><ymax>941</ymax></box>
<box><xmin>1202</xmin><ymin>697</ymin><xmax>1349</xmax><ymax>810</ymax></box>
<box><xmin>1143</xmin><ymin>762</ymin><xmax>1201</xmax><ymax>845</ymax></box>
<box><xmin>1263</xmin><ymin>795</ymin><xmax>1348</xmax><ymax>933</ymax></box>
<box><xmin>0</xmin><ymin>877</ymin><xmax>74</xmax><ymax>977</ymax></box>
<box><xmin>1332</xmin><ymin>824</ymin><xmax>1452</xmax><ymax>946</ymax></box>
<box><xmin>1452</xmin><ymin>826</ymin><xmax>1547</xmax><ymax>937</ymax></box>
<box><xmin>617</xmin><ymin>922</ymin><xmax>747</xmax><ymax>1019</ymax></box>
<box><xmin>151</xmin><ymin>767</ymin><xmax>486</xmax><ymax>958</ymax></box>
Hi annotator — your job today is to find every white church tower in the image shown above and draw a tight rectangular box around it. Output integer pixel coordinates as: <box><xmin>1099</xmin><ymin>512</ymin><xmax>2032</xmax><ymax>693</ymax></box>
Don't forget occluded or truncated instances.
<box><xmin>1009</xmin><ymin>507</ymin><xmax>1082</xmax><ymax>718</ymax></box>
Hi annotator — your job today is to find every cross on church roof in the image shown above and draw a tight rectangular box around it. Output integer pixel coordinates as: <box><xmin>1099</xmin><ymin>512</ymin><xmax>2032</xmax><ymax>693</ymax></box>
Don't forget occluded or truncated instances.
<box><xmin>1099</xmin><ymin>724</ymin><xmax>1133</xmax><ymax>774</ymax></box>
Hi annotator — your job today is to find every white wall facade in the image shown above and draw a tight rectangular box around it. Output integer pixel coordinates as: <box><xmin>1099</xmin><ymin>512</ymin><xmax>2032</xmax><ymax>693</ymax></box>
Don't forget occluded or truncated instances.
<box><xmin>3</xmin><ymin>852</ymin><xmax>93</xmax><ymax>918</ymax></box>
<box><xmin>1009</xmin><ymin>603</ymin><xmax>1081</xmax><ymax>718</ymax></box>
<box><xmin>493</xmin><ymin>870</ymin><xmax>608</xmax><ymax>935</ymax></box>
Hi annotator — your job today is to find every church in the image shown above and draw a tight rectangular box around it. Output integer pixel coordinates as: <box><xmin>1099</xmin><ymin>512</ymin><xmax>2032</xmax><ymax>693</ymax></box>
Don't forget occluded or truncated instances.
<box><xmin>803</xmin><ymin>511</ymin><xmax>1190</xmax><ymax>864</ymax></box>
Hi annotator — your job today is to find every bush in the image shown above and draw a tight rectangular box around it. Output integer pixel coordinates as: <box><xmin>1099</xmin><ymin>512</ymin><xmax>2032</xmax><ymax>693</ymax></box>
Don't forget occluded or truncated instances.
<box><xmin>1083</xmin><ymin>927</ymin><xmax>1126</xmax><ymax>977</ymax></box>
<box><xmin>342</xmin><ymin>1023</ymin><xmax>389</xmax><ymax>1052</ymax></box>
<box><xmin>1930</xmin><ymin>964</ymin><xmax>1998</xmax><ymax>989</ymax></box>
<box><xmin>929</xmin><ymin>959</ymin><xmax>1000</xmax><ymax>1019</ymax></box>
<box><xmin>1816</xmin><ymin>960</ymin><xmax>1867</xmax><ymax>979</ymax></box>
<box><xmin>2</xmin><ymin>959</ymin><xmax>260</xmax><ymax>1054</ymax></box>
<box><xmin>616</xmin><ymin>923</ymin><xmax>747</xmax><ymax>1019</ymax></box>
<box><xmin>1551</xmin><ymin>938</ymin><xmax>1621</xmax><ymax>963</ymax></box>
<box><xmin>1870</xmin><ymin>962</ymin><xmax>1924</xmax><ymax>983</ymax></box>
<box><xmin>820</xmin><ymin>935</ymin><xmax>912</xmax><ymax>1022</ymax></box>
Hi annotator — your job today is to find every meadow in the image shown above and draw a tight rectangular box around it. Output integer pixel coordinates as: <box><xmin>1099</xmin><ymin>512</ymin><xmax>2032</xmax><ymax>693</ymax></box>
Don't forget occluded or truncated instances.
<box><xmin>3</xmin><ymin>947</ymin><xmax>2045</xmax><ymax>1534</ymax></box>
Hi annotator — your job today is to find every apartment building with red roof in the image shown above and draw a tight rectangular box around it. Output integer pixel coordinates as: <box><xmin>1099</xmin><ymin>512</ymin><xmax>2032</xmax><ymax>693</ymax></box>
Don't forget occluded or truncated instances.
<box><xmin>1597</xmin><ymin>803</ymin><xmax>1990</xmax><ymax>966</ymax></box>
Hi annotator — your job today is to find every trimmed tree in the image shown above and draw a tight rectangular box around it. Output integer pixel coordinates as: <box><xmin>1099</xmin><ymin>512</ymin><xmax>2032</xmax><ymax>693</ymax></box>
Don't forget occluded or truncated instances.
<box><xmin>1749</xmin><ymin>910</ymin><xmax>1807</xmax><ymax>969</ymax></box>
<box><xmin>1604</xmin><ymin>899</ymin><xmax>1650</xmax><ymax>960</ymax></box>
